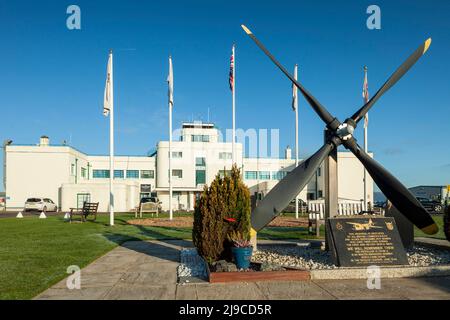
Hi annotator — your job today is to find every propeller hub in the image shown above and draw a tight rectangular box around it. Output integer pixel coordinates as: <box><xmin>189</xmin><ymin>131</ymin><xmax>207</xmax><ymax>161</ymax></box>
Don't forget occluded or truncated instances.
<box><xmin>336</xmin><ymin>123</ymin><xmax>354</xmax><ymax>141</ymax></box>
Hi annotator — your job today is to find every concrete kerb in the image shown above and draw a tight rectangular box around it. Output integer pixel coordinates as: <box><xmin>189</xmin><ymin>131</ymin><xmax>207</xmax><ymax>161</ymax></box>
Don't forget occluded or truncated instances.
<box><xmin>310</xmin><ymin>265</ymin><xmax>450</xmax><ymax>280</ymax></box>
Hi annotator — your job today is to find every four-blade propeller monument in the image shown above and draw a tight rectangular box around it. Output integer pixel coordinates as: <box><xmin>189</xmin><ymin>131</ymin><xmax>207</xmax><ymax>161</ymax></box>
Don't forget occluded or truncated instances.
<box><xmin>241</xmin><ymin>24</ymin><xmax>438</xmax><ymax>235</ymax></box>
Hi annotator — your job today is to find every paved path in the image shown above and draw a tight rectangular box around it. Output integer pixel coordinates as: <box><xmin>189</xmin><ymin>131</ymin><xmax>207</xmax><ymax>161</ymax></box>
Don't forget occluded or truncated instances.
<box><xmin>35</xmin><ymin>240</ymin><xmax>450</xmax><ymax>300</ymax></box>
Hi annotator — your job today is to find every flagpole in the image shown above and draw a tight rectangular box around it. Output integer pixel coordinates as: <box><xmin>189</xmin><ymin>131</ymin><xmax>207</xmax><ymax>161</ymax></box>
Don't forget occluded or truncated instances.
<box><xmin>109</xmin><ymin>49</ymin><xmax>114</xmax><ymax>226</ymax></box>
<box><xmin>363</xmin><ymin>66</ymin><xmax>369</xmax><ymax>212</ymax></box>
<box><xmin>232</xmin><ymin>44</ymin><xmax>236</xmax><ymax>164</ymax></box>
<box><xmin>168</xmin><ymin>56</ymin><xmax>173</xmax><ymax>220</ymax></box>
<box><xmin>294</xmin><ymin>64</ymin><xmax>299</xmax><ymax>219</ymax></box>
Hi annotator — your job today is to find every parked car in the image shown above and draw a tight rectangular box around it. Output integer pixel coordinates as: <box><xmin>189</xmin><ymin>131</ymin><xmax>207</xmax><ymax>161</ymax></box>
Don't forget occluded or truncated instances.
<box><xmin>373</xmin><ymin>200</ymin><xmax>386</xmax><ymax>209</ymax></box>
<box><xmin>24</xmin><ymin>198</ymin><xmax>58</xmax><ymax>212</ymax></box>
<box><xmin>139</xmin><ymin>197</ymin><xmax>162</xmax><ymax>210</ymax></box>
<box><xmin>282</xmin><ymin>199</ymin><xmax>308</xmax><ymax>214</ymax></box>
<box><xmin>416</xmin><ymin>197</ymin><xmax>443</xmax><ymax>213</ymax></box>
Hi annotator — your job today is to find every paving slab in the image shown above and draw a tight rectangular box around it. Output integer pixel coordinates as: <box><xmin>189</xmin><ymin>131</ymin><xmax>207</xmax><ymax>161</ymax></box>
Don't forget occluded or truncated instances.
<box><xmin>194</xmin><ymin>283</ymin><xmax>265</xmax><ymax>300</ymax></box>
<box><xmin>255</xmin><ymin>281</ymin><xmax>336</xmax><ymax>300</ymax></box>
<box><xmin>105</xmin><ymin>283</ymin><xmax>177</xmax><ymax>300</ymax></box>
<box><xmin>175</xmin><ymin>284</ymin><xmax>199</xmax><ymax>300</ymax></box>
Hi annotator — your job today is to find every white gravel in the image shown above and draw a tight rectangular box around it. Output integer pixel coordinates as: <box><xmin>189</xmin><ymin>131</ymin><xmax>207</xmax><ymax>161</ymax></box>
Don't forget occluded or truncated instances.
<box><xmin>177</xmin><ymin>248</ymin><xmax>207</xmax><ymax>278</ymax></box>
<box><xmin>252</xmin><ymin>244</ymin><xmax>450</xmax><ymax>270</ymax></box>
<box><xmin>177</xmin><ymin>245</ymin><xmax>450</xmax><ymax>277</ymax></box>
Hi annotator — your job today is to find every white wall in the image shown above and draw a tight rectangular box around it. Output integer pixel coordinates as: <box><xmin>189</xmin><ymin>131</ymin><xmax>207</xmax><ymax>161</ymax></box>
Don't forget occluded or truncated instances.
<box><xmin>5</xmin><ymin>145</ymin><xmax>77</xmax><ymax>209</ymax></box>
<box><xmin>60</xmin><ymin>181</ymin><xmax>139</xmax><ymax>212</ymax></box>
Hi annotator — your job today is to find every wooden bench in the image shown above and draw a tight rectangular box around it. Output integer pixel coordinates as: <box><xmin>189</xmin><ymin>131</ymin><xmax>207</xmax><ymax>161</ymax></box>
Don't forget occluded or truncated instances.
<box><xmin>135</xmin><ymin>201</ymin><xmax>159</xmax><ymax>218</ymax></box>
<box><xmin>69</xmin><ymin>202</ymin><xmax>99</xmax><ymax>223</ymax></box>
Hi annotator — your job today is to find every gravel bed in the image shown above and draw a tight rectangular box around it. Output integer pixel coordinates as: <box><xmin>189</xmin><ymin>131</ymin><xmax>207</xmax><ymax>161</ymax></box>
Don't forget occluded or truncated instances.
<box><xmin>176</xmin><ymin>245</ymin><xmax>450</xmax><ymax>278</ymax></box>
<box><xmin>252</xmin><ymin>244</ymin><xmax>450</xmax><ymax>270</ymax></box>
<box><xmin>177</xmin><ymin>248</ymin><xmax>207</xmax><ymax>278</ymax></box>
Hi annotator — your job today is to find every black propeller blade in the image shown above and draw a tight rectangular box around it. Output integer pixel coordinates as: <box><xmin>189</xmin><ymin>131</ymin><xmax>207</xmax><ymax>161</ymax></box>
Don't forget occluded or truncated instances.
<box><xmin>350</xmin><ymin>38</ymin><xmax>431</xmax><ymax>125</ymax></box>
<box><xmin>241</xmin><ymin>25</ymin><xmax>340</xmax><ymax>131</ymax></box>
<box><xmin>251</xmin><ymin>143</ymin><xmax>334</xmax><ymax>231</ymax></box>
<box><xmin>242</xmin><ymin>24</ymin><xmax>437</xmax><ymax>235</ymax></box>
<box><xmin>343</xmin><ymin>138</ymin><xmax>438</xmax><ymax>234</ymax></box>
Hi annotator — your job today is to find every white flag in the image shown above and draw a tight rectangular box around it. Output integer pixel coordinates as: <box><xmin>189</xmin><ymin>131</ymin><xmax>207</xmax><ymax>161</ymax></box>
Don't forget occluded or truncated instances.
<box><xmin>362</xmin><ymin>67</ymin><xmax>369</xmax><ymax>128</ymax></box>
<box><xmin>103</xmin><ymin>52</ymin><xmax>113</xmax><ymax>116</ymax></box>
<box><xmin>292</xmin><ymin>64</ymin><xmax>298</xmax><ymax>111</ymax></box>
<box><xmin>167</xmin><ymin>56</ymin><xmax>174</xmax><ymax>107</ymax></box>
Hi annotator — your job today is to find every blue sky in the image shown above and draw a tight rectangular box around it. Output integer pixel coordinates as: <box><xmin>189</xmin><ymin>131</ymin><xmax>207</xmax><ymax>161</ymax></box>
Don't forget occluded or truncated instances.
<box><xmin>1</xmin><ymin>0</ymin><xmax>449</xmax><ymax>192</ymax></box>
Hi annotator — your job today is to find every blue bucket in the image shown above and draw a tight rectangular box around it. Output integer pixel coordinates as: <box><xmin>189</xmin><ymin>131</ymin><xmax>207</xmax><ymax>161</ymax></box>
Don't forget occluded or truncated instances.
<box><xmin>232</xmin><ymin>246</ymin><xmax>253</xmax><ymax>269</ymax></box>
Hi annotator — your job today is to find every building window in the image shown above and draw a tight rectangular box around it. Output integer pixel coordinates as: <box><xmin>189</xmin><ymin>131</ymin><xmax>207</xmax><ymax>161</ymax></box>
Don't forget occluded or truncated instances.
<box><xmin>318</xmin><ymin>190</ymin><xmax>323</xmax><ymax>198</ymax></box>
<box><xmin>71</xmin><ymin>164</ymin><xmax>75</xmax><ymax>175</ymax></box>
<box><xmin>169</xmin><ymin>151</ymin><xmax>182</xmax><ymax>158</ymax></box>
<box><xmin>172</xmin><ymin>191</ymin><xmax>182</xmax><ymax>198</ymax></box>
<box><xmin>81</xmin><ymin>167</ymin><xmax>87</xmax><ymax>178</ymax></box>
<box><xmin>244</xmin><ymin>171</ymin><xmax>257</xmax><ymax>180</ymax></box>
<box><xmin>219</xmin><ymin>170</ymin><xmax>232</xmax><ymax>178</ymax></box>
<box><xmin>196</xmin><ymin>170</ymin><xmax>206</xmax><ymax>185</ymax></box>
<box><xmin>141</xmin><ymin>170</ymin><xmax>154</xmax><ymax>179</ymax></box>
<box><xmin>192</xmin><ymin>135</ymin><xmax>209</xmax><ymax>142</ymax></box>
<box><xmin>114</xmin><ymin>170</ymin><xmax>124</xmax><ymax>179</ymax></box>
<box><xmin>172</xmin><ymin>169</ymin><xmax>183</xmax><ymax>178</ymax></box>
<box><xmin>272</xmin><ymin>171</ymin><xmax>287</xmax><ymax>180</ymax></box>
<box><xmin>195</xmin><ymin>157</ymin><xmax>206</xmax><ymax>167</ymax></box>
<box><xmin>259</xmin><ymin>171</ymin><xmax>270</xmax><ymax>180</ymax></box>
<box><xmin>126</xmin><ymin>170</ymin><xmax>139</xmax><ymax>179</ymax></box>
<box><xmin>93</xmin><ymin>169</ymin><xmax>109</xmax><ymax>178</ymax></box>
<box><xmin>219</xmin><ymin>152</ymin><xmax>232</xmax><ymax>160</ymax></box>
<box><xmin>317</xmin><ymin>167</ymin><xmax>321</xmax><ymax>176</ymax></box>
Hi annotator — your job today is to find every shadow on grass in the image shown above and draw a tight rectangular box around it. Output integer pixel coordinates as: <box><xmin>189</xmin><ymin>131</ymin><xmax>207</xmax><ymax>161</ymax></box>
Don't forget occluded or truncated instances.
<box><xmin>102</xmin><ymin>223</ymin><xmax>192</xmax><ymax>264</ymax></box>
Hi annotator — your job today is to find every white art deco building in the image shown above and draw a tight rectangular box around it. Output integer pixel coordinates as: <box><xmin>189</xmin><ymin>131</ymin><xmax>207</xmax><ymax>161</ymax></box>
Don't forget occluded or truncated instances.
<box><xmin>3</xmin><ymin>122</ymin><xmax>373</xmax><ymax>212</ymax></box>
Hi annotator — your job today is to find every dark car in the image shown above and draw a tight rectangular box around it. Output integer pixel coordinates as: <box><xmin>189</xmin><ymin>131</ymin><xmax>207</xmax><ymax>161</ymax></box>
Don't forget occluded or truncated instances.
<box><xmin>416</xmin><ymin>197</ymin><xmax>443</xmax><ymax>213</ymax></box>
<box><xmin>282</xmin><ymin>199</ymin><xmax>308</xmax><ymax>214</ymax></box>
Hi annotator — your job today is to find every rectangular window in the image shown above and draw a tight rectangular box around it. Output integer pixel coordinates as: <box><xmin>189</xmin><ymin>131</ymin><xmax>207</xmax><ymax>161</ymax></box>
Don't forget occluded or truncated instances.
<box><xmin>93</xmin><ymin>169</ymin><xmax>109</xmax><ymax>178</ymax></box>
<box><xmin>81</xmin><ymin>167</ymin><xmax>87</xmax><ymax>178</ymax></box>
<box><xmin>272</xmin><ymin>171</ymin><xmax>287</xmax><ymax>180</ymax></box>
<box><xmin>317</xmin><ymin>167</ymin><xmax>322</xmax><ymax>176</ymax></box>
<box><xmin>126</xmin><ymin>170</ymin><xmax>139</xmax><ymax>179</ymax></box>
<box><xmin>259</xmin><ymin>171</ymin><xmax>270</xmax><ymax>180</ymax></box>
<box><xmin>195</xmin><ymin>157</ymin><xmax>206</xmax><ymax>167</ymax></box>
<box><xmin>169</xmin><ymin>151</ymin><xmax>182</xmax><ymax>158</ymax></box>
<box><xmin>245</xmin><ymin>171</ymin><xmax>258</xmax><ymax>180</ymax></box>
<box><xmin>114</xmin><ymin>170</ymin><xmax>124</xmax><ymax>179</ymax></box>
<box><xmin>71</xmin><ymin>164</ymin><xmax>75</xmax><ymax>175</ymax></box>
<box><xmin>219</xmin><ymin>170</ymin><xmax>232</xmax><ymax>178</ymax></box>
<box><xmin>318</xmin><ymin>190</ymin><xmax>323</xmax><ymax>198</ymax></box>
<box><xmin>219</xmin><ymin>152</ymin><xmax>232</xmax><ymax>160</ymax></box>
<box><xmin>172</xmin><ymin>169</ymin><xmax>183</xmax><ymax>178</ymax></box>
<box><xmin>141</xmin><ymin>170</ymin><xmax>154</xmax><ymax>179</ymax></box>
<box><xmin>196</xmin><ymin>170</ymin><xmax>206</xmax><ymax>185</ymax></box>
<box><xmin>192</xmin><ymin>135</ymin><xmax>209</xmax><ymax>142</ymax></box>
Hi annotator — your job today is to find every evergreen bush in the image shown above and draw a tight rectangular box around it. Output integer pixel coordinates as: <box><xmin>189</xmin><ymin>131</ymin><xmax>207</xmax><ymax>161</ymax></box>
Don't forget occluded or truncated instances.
<box><xmin>192</xmin><ymin>164</ymin><xmax>251</xmax><ymax>263</ymax></box>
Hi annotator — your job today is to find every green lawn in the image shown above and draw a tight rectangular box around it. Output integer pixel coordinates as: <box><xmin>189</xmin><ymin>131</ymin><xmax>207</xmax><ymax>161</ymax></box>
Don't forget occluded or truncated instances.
<box><xmin>0</xmin><ymin>213</ymin><xmax>320</xmax><ymax>299</ymax></box>
<box><xmin>414</xmin><ymin>214</ymin><xmax>446</xmax><ymax>239</ymax></box>
<box><xmin>0</xmin><ymin>212</ymin><xmax>445</xmax><ymax>299</ymax></box>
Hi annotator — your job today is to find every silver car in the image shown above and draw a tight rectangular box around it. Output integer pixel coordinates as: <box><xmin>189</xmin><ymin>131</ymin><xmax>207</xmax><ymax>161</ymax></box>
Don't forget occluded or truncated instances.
<box><xmin>24</xmin><ymin>198</ymin><xmax>58</xmax><ymax>212</ymax></box>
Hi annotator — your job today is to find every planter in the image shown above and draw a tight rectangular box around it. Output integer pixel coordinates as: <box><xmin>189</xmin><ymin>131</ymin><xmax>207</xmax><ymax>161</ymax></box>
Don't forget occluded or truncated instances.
<box><xmin>205</xmin><ymin>261</ymin><xmax>311</xmax><ymax>283</ymax></box>
<box><xmin>232</xmin><ymin>246</ymin><xmax>253</xmax><ymax>269</ymax></box>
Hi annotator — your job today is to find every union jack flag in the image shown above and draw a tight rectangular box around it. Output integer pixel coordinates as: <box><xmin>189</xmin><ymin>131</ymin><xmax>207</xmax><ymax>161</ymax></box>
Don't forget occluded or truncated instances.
<box><xmin>362</xmin><ymin>68</ymin><xmax>369</xmax><ymax>103</ymax></box>
<box><xmin>229</xmin><ymin>47</ymin><xmax>234</xmax><ymax>91</ymax></box>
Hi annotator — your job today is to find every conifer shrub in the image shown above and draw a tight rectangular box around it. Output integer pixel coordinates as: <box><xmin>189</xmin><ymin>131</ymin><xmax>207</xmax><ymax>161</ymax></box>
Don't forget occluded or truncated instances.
<box><xmin>192</xmin><ymin>164</ymin><xmax>251</xmax><ymax>263</ymax></box>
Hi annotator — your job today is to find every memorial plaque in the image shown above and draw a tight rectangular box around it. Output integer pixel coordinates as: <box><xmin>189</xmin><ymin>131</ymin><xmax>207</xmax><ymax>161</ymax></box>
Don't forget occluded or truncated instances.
<box><xmin>327</xmin><ymin>216</ymin><xmax>408</xmax><ymax>267</ymax></box>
